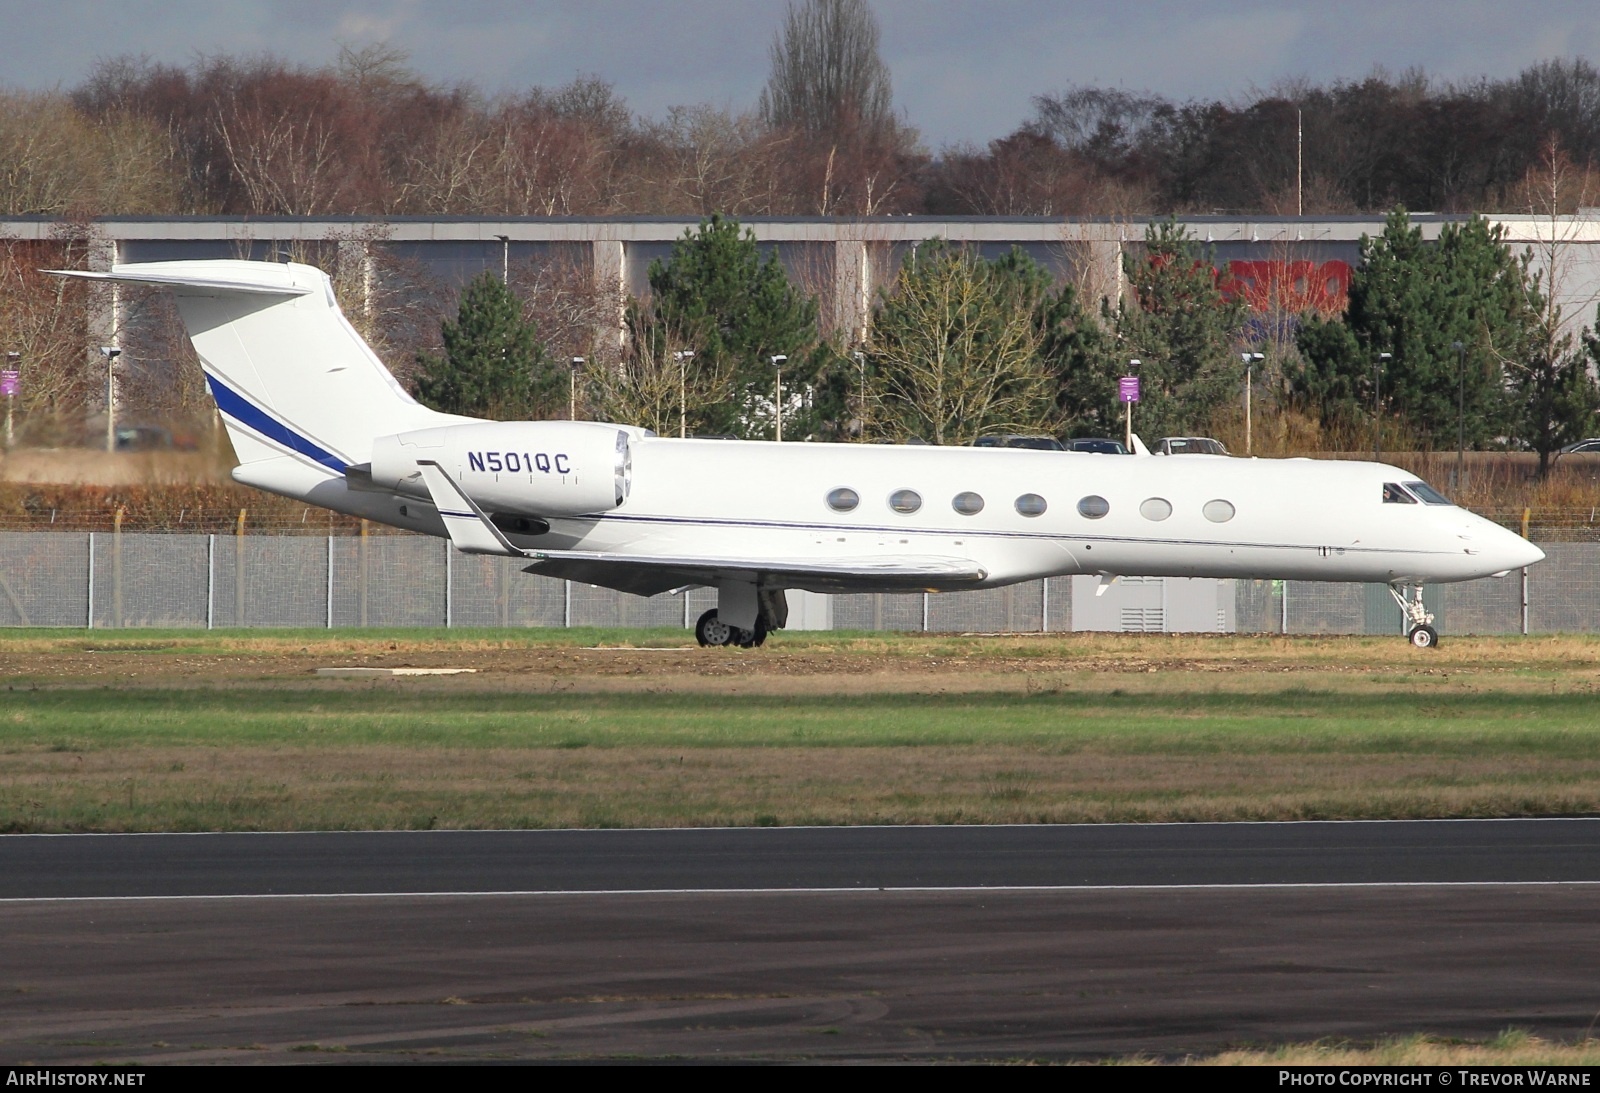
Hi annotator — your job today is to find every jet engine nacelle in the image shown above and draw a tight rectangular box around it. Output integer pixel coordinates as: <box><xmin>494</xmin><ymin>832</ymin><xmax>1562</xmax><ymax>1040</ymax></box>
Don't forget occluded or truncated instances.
<box><xmin>369</xmin><ymin>420</ymin><xmax>632</xmax><ymax>516</ymax></box>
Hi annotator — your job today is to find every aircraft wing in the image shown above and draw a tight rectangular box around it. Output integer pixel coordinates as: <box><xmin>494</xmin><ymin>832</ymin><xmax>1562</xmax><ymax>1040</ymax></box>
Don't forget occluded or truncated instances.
<box><xmin>414</xmin><ymin>458</ymin><xmax>986</xmax><ymax>597</ymax></box>
<box><xmin>521</xmin><ymin>549</ymin><xmax>987</xmax><ymax>597</ymax></box>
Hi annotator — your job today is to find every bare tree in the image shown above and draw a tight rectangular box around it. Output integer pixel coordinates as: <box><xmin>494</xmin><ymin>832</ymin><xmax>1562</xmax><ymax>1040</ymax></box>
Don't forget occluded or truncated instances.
<box><xmin>868</xmin><ymin>243</ymin><xmax>1053</xmax><ymax>445</ymax></box>
<box><xmin>760</xmin><ymin>0</ymin><xmax>894</xmax><ymax>141</ymax></box>
<box><xmin>0</xmin><ymin>91</ymin><xmax>176</xmax><ymax>215</ymax></box>
<box><xmin>585</xmin><ymin>309</ymin><xmax>693</xmax><ymax>435</ymax></box>
<box><xmin>0</xmin><ymin>236</ymin><xmax>99</xmax><ymax>443</ymax></box>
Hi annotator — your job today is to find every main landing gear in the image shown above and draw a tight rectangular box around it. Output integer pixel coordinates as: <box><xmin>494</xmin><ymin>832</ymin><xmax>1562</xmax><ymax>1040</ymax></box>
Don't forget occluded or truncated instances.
<box><xmin>694</xmin><ymin>608</ymin><xmax>767</xmax><ymax>648</ymax></box>
<box><xmin>1389</xmin><ymin>583</ymin><xmax>1439</xmax><ymax>648</ymax></box>
<box><xmin>694</xmin><ymin>587</ymin><xmax>788</xmax><ymax>649</ymax></box>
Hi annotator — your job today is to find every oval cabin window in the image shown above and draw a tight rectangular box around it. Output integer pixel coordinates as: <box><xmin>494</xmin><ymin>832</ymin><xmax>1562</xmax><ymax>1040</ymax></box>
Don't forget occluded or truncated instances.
<box><xmin>1077</xmin><ymin>495</ymin><xmax>1110</xmax><ymax>519</ymax></box>
<box><xmin>1014</xmin><ymin>493</ymin><xmax>1047</xmax><ymax>517</ymax></box>
<box><xmin>1140</xmin><ymin>498</ymin><xmax>1173</xmax><ymax>521</ymax></box>
<box><xmin>1203</xmin><ymin>499</ymin><xmax>1236</xmax><ymax>523</ymax></box>
<box><xmin>952</xmin><ymin>491</ymin><xmax>984</xmax><ymax>516</ymax></box>
<box><xmin>826</xmin><ymin>487</ymin><xmax>859</xmax><ymax>512</ymax></box>
<box><xmin>889</xmin><ymin>489</ymin><xmax>922</xmax><ymax>514</ymax></box>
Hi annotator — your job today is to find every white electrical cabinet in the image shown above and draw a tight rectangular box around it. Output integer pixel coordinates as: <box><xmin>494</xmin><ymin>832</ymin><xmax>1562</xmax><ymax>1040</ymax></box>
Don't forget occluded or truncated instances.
<box><xmin>1070</xmin><ymin>575</ymin><xmax>1236</xmax><ymax>633</ymax></box>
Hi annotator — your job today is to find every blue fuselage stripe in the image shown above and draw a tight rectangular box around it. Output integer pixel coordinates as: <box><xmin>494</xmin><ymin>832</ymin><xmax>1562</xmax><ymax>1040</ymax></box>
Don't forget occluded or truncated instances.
<box><xmin>204</xmin><ymin>372</ymin><xmax>347</xmax><ymax>472</ymax></box>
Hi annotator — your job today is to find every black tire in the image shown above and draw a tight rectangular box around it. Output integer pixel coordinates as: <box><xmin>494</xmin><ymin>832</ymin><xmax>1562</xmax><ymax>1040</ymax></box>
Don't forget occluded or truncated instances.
<box><xmin>695</xmin><ymin>608</ymin><xmax>733</xmax><ymax>648</ymax></box>
<box><xmin>1408</xmin><ymin>624</ymin><xmax>1438</xmax><ymax>649</ymax></box>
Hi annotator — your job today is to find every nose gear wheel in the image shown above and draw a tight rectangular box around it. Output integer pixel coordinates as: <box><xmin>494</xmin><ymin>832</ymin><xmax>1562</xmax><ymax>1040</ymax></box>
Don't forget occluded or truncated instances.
<box><xmin>1389</xmin><ymin>583</ymin><xmax>1440</xmax><ymax>649</ymax></box>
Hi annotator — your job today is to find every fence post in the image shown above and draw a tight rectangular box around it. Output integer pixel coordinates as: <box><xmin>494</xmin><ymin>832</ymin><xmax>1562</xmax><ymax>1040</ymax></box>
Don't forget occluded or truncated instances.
<box><xmin>234</xmin><ymin>509</ymin><xmax>246</xmax><ymax>628</ymax></box>
<box><xmin>1520</xmin><ymin>511</ymin><xmax>1532</xmax><ymax>637</ymax></box>
<box><xmin>358</xmin><ymin>518</ymin><xmax>369</xmax><ymax>627</ymax></box>
<box><xmin>444</xmin><ymin>539</ymin><xmax>452</xmax><ymax>628</ymax></box>
<box><xmin>1041</xmin><ymin>579</ymin><xmax>1049</xmax><ymax>633</ymax></box>
<box><xmin>85</xmin><ymin>531</ymin><xmax>94</xmax><ymax>629</ymax></box>
<box><xmin>922</xmin><ymin>592</ymin><xmax>929</xmax><ymax>632</ymax></box>
<box><xmin>563</xmin><ymin>579</ymin><xmax>572</xmax><ymax>628</ymax></box>
<box><xmin>1280</xmin><ymin>580</ymin><xmax>1289</xmax><ymax>634</ymax></box>
<box><xmin>112</xmin><ymin>506</ymin><xmax>124</xmax><ymax>629</ymax></box>
<box><xmin>206</xmin><ymin>534</ymin><xmax>214</xmax><ymax>630</ymax></box>
<box><xmin>326</xmin><ymin>535</ymin><xmax>334</xmax><ymax>629</ymax></box>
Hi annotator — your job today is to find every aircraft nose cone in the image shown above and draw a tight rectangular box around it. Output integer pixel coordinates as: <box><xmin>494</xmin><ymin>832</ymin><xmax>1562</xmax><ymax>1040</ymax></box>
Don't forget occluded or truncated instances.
<box><xmin>1512</xmin><ymin>537</ymin><xmax>1546</xmax><ymax>569</ymax></box>
<box><xmin>1486</xmin><ymin>525</ymin><xmax>1544</xmax><ymax>572</ymax></box>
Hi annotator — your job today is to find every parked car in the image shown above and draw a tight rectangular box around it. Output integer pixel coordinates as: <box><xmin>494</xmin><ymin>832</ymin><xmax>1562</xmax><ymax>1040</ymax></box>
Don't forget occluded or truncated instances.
<box><xmin>1065</xmin><ymin>437</ymin><xmax>1130</xmax><ymax>455</ymax></box>
<box><xmin>114</xmin><ymin>425</ymin><xmax>175</xmax><ymax>452</ymax></box>
<box><xmin>973</xmin><ymin>434</ymin><xmax>1065</xmax><ymax>451</ymax></box>
<box><xmin>1153</xmin><ymin>436</ymin><xmax>1230</xmax><ymax>456</ymax></box>
<box><xmin>1559</xmin><ymin>438</ymin><xmax>1600</xmax><ymax>453</ymax></box>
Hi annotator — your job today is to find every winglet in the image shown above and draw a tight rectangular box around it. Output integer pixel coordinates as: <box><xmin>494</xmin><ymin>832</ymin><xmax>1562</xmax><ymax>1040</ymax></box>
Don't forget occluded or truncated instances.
<box><xmin>414</xmin><ymin>460</ymin><xmax>525</xmax><ymax>557</ymax></box>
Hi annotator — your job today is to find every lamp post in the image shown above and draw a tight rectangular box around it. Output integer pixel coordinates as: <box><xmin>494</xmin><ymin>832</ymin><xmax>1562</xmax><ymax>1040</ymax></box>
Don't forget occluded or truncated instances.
<box><xmin>2</xmin><ymin>352</ymin><xmax>18</xmax><ymax>451</ymax></box>
<box><xmin>1373</xmin><ymin>351</ymin><xmax>1392</xmax><ymax>462</ymax></box>
<box><xmin>1241</xmin><ymin>352</ymin><xmax>1264</xmax><ymax>455</ymax></box>
<box><xmin>569</xmin><ymin>356</ymin><xmax>584</xmax><ymax>421</ymax></box>
<box><xmin>853</xmin><ymin>350</ymin><xmax>866</xmax><ymax>441</ymax></box>
<box><xmin>494</xmin><ymin>234</ymin><xmax>510</xmax><ymax>284</ymax></box>
<box><xmin>1124</xmin><ymin>359</ymin><xmax>1141</xmax><ymax>450</ymax></box>
<box><xmin>100</xmin><ymin>346</ymin><xmax>121</xmax><ymax>453</ymax></box>
<box><xmin>673</xmin><ymin>350</ymin><xmax>693</xmax><ymax>438</ymax></box>
<box><xmin>1451</xmin><ymin>340</ymin><xmax>1466</xmax><ymax>490</ymax></box>
<box><xmin>770</xmin><ymin>355</ymin><xmax>788</xmax><ymax>441</ymax></box>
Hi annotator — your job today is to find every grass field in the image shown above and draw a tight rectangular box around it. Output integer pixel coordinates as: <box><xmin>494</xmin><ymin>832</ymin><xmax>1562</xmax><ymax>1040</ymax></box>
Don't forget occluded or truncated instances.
<box><xmin>4</xmin><ymin>628</ymin><xmax>1600</xmax><ymax>832</ymax></box>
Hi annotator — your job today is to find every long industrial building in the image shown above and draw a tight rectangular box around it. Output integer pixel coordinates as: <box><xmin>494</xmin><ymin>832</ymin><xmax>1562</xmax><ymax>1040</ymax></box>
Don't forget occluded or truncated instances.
<box><xmin>7</xmin><ymin>212</ymin><xmax>1600</xmax><ymax>349</ymax></box>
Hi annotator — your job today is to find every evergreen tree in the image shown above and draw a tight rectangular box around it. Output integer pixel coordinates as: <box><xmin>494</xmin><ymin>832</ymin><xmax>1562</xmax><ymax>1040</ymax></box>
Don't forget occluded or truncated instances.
<box><xmin>1291</xmin><ymin>209</ymin><xmax>1536</xmax><ymax>448</ymax></box>
<box><xmin>632</xmin><ymin>214</ymin><xmax>821</xmax><ymax>439</ymax></box>
<box><xmin>414</xmin><ymin>272</ymin><xmax>563</xmax><ymax>420</ymax></box>
<box><xmin>1112</xmin><ymin>219</ymin><xmax>1249</xmax><ymax>440</ymax></box>
<box><xmin>1517</xmin><ymin>302</ymin><xmax>1600</xmax><ymax>475</ymax></box>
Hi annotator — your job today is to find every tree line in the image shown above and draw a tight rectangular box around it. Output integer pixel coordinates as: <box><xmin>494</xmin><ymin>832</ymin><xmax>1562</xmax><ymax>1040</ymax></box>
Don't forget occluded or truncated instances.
<box><xmin>6</xmin><ymin>3</ymin><xmax>1600</xmax><ymax>218</ymax></box>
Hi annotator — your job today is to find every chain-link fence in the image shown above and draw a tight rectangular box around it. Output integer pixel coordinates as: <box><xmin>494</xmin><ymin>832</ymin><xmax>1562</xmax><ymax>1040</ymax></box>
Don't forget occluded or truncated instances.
<box><xmin>0</xmin><ymin>531</ymin><xmax>1582</xmax><ymax>634</ymax></box>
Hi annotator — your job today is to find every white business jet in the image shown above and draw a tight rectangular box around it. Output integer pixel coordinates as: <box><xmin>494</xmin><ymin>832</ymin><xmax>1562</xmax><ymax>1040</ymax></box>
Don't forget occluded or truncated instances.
<box><xmin>51</xmin><ymin>260</ymin><xmax>1544</xmax><ymax>649</ymax></box>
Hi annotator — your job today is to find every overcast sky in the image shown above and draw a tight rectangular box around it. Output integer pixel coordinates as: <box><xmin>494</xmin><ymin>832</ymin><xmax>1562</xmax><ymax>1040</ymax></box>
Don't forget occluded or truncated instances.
<box><xmin>8</xmin><ymin>1</ymin><xmax>1600</xmax><ymax>149</ymax></box>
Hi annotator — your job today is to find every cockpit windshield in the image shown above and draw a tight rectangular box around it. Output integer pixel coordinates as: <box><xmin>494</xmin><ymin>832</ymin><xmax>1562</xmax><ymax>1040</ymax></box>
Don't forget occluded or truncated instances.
<box><xmin>1404</xmin><ymin>481</ymin><xmax>1453</xmax><ymax>505</ymax></box>
<box><xmin>1382</xmin><ymin>482</ymin><xmax>1417</xmax><ymax>504</ymax></box>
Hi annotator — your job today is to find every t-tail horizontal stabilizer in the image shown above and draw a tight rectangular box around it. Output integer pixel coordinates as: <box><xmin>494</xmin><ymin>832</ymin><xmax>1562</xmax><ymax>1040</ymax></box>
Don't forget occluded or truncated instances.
<box><xmin>414</xmin><ymin>460</ymin><xmax>525</xmax><ymax>557</ymax></box>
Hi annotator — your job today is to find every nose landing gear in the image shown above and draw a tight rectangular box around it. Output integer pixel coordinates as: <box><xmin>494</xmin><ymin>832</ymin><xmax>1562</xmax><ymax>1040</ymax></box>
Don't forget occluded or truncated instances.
<box><xmin>1389</xmin><ymin>583</ymin><xmax>1439</xmax><ymax>648</ymax></box>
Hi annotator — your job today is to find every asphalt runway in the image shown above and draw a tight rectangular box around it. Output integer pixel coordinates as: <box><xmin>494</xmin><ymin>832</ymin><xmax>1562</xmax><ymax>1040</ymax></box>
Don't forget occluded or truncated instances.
<box><xmin>3</xmin><ymin>820</ymin><xmax>1599</xmax><ymax>1063</ymax></box>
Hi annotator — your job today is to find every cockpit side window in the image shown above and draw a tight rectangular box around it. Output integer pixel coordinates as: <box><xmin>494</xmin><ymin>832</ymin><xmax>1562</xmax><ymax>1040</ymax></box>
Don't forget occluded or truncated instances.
<box><xmin>1404</xmin><ymin>480</ymin><xmax>1453</xmax><ymax>505</ymax></box>
<box><xmin>1382</xmin><ymin>482</ymin><xmax>1418</xmax><ymax>504</ymax></box>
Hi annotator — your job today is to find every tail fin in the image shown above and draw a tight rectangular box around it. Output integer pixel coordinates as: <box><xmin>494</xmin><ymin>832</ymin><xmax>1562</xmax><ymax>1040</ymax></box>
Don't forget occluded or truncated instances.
<box><xmin>49</xmin><ymin>260</ymin><xmax>469</xmax><ymax>476</ymax></box>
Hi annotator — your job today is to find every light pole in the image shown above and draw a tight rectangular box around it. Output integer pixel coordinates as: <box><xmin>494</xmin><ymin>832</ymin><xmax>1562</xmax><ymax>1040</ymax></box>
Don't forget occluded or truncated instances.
<box><xmin>494</xmin><ymin>234</ymin><xmax>510</xmax><ymax>284</ymax></box>
<box><xmin>770</xmin><ymin>355</ymin><xmax>788</xmax><ymax>441</ymax></box>
<box><xmin>1373</xmin><ymin>351</ymin><xmax>1392</xmax><ymax>462</ymax></box>
<box><xmin>853</xmin><ymin>350</ymin><xmax>866</xmax><ymax>441</ymax></box>
<box><xmin>2</xmin><ymin>352</ymin><xmax>18</xmax><ymax>451</ymax></box>
<box><xmin>100</xmin><ymin>346</ymin><xmax>121</xmax><ymax>453</ymax></box>
<box><xmin>1240</xmin><ymin>352</ymin><xmax>1264</xmax><ymax>455</ymax></box>
<box><xmin>1125</xmin><ymin>359</ymin><xmax>1141</xmax><ymax>450</ymax></box>
<box><xmin>1452</xmin><ymin>340</ymin><xmax>1466</xmax><ymax>490</ymax></box>
<box><xmin>569</xmin><ymin>356</ymin><xmax>584</xmax><ymax>421</ymax></box>
<box><xmin>673</xmin><ymin>350</ymin><xmax>693</xmax><ymax>438</ymax></box>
